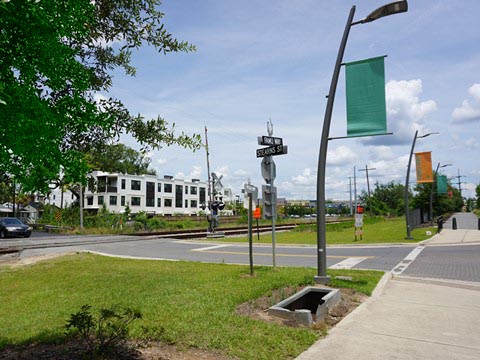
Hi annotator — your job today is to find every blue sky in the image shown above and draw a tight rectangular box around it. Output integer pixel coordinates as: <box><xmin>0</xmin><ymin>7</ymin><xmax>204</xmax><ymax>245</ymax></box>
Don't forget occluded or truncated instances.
<box><xmin>106</xmin><ymin>0</ymin><xmax>480</xmax><ymax>200</ymax></box>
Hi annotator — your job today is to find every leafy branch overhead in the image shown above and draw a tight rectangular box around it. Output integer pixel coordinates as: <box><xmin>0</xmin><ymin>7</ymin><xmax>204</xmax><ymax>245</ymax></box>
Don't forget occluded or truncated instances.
<box><xmin>0</xmin><ymin>0</ymin><xmax>200</xmax><ymax>192</ymax></box>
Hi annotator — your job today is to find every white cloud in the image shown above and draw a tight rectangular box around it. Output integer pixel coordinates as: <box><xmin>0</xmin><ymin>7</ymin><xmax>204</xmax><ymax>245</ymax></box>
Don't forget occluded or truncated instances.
<box><xmin>174</xmin><ymin>166</ymin><xmax>202</xmax><ymax>180</ymax></box>
<box><xmin>363</xmin><ymin>79</ymin><xmax>437</xmax><ymax>146</ymax></box>
<box><xmin>292</xmin><ymin>168</ymin><xmax>316</xmax><ymax>186</ymax></box>
<box><xmin>156</xmin><ymin>158</ymin><xmax>167</xmax><ymax>165</ymax></box>
<box><xmin>327</xmin><ymin>145</ymin><xmax>358</xmax><ymax>166</ymax></box>
<box><xmin>452</xmin><ymin>83</ymin><xmax>480</xmax><ymax>122</ymax></box>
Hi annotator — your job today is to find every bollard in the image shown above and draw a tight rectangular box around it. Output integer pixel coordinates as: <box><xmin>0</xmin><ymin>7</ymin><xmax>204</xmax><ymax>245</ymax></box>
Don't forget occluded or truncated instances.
<box><xmin>478</xmin><ymin>218</ymin><xmax>480</xmax><ymax>231</ymax></box>
<box><xmin>452</xmin><ymin>217</ymin><xmax>457</xmax><ymax>230</ymax></box>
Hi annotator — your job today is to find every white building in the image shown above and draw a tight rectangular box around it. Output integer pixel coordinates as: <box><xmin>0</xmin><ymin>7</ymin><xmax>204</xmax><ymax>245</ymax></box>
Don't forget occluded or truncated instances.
<box><xmin>84</xmin><ymin>171</ymin><xmax>214</xmax><ymax>216</ymax></box>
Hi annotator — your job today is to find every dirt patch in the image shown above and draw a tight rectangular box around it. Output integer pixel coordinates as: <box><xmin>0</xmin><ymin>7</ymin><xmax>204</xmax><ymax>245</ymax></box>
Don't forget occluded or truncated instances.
<box><xmin>236</xmin><ymin>285</ymin><xmax>367</xmax><ymax>330</ymax></box>
<box><xmin>0</xmin><ymin>252</ymin><xmax>75</xmax><ymax>268</ymax></box>
<box><xmin>0</xmin><ymin>341</ymin><xmax>231</xmax><ymax>360</ymax></box>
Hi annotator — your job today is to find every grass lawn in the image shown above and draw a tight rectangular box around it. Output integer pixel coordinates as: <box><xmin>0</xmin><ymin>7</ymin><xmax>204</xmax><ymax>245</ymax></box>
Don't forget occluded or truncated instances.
<box><xmin>226</xmin><ymin>217</ymin><xmax>436</xmax><ymax>245</ymax></box>
<box><xmin>0</xmin><ymin>253</ymin><xmax>383</xmax><ymax>359</ymax></box>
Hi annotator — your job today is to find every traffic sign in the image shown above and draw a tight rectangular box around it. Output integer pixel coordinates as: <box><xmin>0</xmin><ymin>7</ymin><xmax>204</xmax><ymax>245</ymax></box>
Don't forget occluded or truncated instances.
<box><xmin>253</xmin><ymin>207</ymin><xmax>261</xmax><ymax>219</ymax></box>
<box><xmin>257</xmin><ymin>136</ymin><xmax>283</xmax><ymax>146</ymax></box>
<box><xmin>261</xmin><ymin>157</ymin><xmax>276</xmax><ymax>184</ymax></box>
<box><xmin>243</xmin><ymin>183</ymin><xmax>258</xmax><ymax>210</ymax></box>
<box><xmin>256</xmin><ymin>145</ymin><xmax>288</xmax><ymax>158</ymax></box>
<box><xmin>355</xmin><ymin>214</ymin><xmax>363</xmax><ymax>227</ymax></box>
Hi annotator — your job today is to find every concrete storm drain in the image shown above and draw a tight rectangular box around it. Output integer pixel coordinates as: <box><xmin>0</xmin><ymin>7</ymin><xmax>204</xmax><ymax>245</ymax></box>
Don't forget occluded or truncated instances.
<box><xmin>268</xmin><ymin>287</ymin><xmax>340</xmax><ymax>326</ymax></box>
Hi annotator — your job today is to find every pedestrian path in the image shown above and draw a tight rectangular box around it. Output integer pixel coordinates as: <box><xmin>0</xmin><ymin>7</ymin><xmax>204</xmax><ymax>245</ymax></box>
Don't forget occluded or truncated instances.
<box><xmin>444</xmin><ymin>212</ymin><xmax>479</xmax><ymax>230</ymax></box>
<box><xmin>297</xmin><ymin>275</ymin><xmax>480</xmax><ymax>360</ymax></box>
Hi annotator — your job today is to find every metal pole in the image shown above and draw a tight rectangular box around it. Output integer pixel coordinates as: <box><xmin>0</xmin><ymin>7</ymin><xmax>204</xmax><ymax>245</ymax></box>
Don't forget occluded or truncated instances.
<box><xmin>429</xmin><ymin>162</ymin><xmax>440</xmax><ymax>225</ymax></box>
<box><xmin>205</xmin><ymin>126</ymin><xmax>213</xmax><ymax>206</ymax></box>
<box><xmin>365</xmin><ymin>166</ymin><xmax>371</xmax><ymax>216</ymax></box>
<box><xmin>79</xmin><ymin>183</ymin><xmax>84</xmax><ymax>230</ymax></box>
<box><xmin>270</xmin><ymin>155</ymin><xmax>276</xmax><ymax>268</ymax></box>
<box><xmin>248</xmin><ymin>192</ymin><xmax>253</xmax><ymax>275</ymax></box>
<box><xmin>315</xmin><ymin>6</ymin><xmax>356</xmax><ymax>285</ymax></box>
<box><xmin>12</xmin><ymin>177</ymin><xmax>15</xmax><ymax>217</ymax></box>
<box><xmin>354</xmin><ymin>166</ymin><xmax>357</xmax><ymax>214</ymax></box>
<box><xmin>348</xmin><ymin>177</ymin><xmax>353</xmax><ymax>215</ymax></box>
<box><xmin>405</xmin><ymin>130</ymin><xmax>418</xmax><ymax>239</ymax></box>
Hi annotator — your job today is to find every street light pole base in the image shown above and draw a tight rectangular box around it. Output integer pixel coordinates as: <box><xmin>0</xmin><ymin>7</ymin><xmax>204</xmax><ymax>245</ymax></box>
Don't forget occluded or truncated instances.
<box><xmin>314</xmin><ymin>275</ymin><xmax>331</xmax><ymax>285</ymax></box>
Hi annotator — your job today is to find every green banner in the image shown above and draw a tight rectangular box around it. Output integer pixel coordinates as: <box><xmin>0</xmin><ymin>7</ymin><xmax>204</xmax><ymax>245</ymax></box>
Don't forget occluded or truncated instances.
<box><xmin>346</xmin><ymin>56</ymin><xmax>387</xmax><ymax>137</ymax></box>
<box><xmin>437</xmin><ymin>175</ymin><xmax>448</xmax><ymax>194</ymax></box>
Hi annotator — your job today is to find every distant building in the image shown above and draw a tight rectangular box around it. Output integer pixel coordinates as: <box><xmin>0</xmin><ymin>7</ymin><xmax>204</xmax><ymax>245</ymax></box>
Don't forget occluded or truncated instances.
<box><xmin>82</xmin><ymin>171</ymin><xmax>206</xmax><ymax>215</ymax></box>
<box><xmin>83</xmin><ymin>171</ymin><xmax>234</xmax><ymax>216</ymax></box>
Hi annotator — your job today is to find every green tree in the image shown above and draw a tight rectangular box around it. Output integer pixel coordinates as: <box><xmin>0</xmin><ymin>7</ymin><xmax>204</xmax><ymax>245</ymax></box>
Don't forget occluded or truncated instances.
<box><xmin>476</xmin><ymin>184</ymin><xmax>480</xmax><ymax>209</ymax></box>
<box><xmin>0</xmin><ymin>0</ymin><xmax>201</xmax><ymax>193</ymax></box>
<box><xmin>87</xmin><ymin>144</ymin><xmax>156</xmax><ymax>175</ymax></box>
<box><xmin>360</xmin><ymin>181</ymin><xmax>406</xmax><ymax>216</ymax></box>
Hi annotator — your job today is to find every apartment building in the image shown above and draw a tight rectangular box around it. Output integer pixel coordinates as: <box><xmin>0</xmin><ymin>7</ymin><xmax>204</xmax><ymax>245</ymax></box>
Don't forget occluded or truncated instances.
<box><xmin>83</xmin><ymin>171</ymin><xmax>235</xmax><ymax>216</ymax></box>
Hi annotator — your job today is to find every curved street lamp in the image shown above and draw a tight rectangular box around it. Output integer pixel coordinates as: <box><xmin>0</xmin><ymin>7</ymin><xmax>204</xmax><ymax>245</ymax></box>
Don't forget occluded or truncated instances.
<box><xmin>315</xmin><ymin>1</ymin><xmax>408</xmax><ymax>284</ymax></box>
<box><xmin>404</xmin><ymin>130</ymin><xmax>439</xmax><ymax>239</ymax></box>
<box><xmin>429</xmin><ymin>163</ymin><xmax>452</xmax><ymax>224</ymax></box>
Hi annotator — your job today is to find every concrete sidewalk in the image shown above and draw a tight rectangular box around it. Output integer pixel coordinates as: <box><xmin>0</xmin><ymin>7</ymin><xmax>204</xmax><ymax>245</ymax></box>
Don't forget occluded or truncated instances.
<box><xmin>424</xmin><ymin>229</ymin><xmax>480</xmax><ymax>245</ymax></box>
<box><xmin>297</xmin><ymin>275</ymin><xmax>480</xmax><ymax>360</ymax></box>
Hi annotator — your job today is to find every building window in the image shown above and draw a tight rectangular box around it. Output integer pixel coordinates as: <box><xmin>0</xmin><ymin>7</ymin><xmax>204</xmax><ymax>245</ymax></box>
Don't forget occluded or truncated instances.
<box><xmin>190</xmin><ymin>186</ymin><xmax>197</xmax><ymax>195</ymax></box>
<box><xmin>87</xmin><ymin>196</ymin><xmax>93</xmax><ymax>206</ymax></box>
<box><xmin>157</xmin><ymin>198</ymin><xmax>161</xmax><ymax>207</ymax></box>
<box><xmin>98</xmin><ymin>196</ymin><xmax>104</xmax><ymax>205</ymax></box>
<box><xmin>191</xmin><ymin>200</ymin><xmax>197</xmax><ymax>208</ymax></box>
<box><xmin>185</xmin><ymin>199</ymin><xmax>188</xmax><ymax>208</ymax></box>
<box><xmin>121</xmin><ymin>179</ymin><xmax>126</xmax><ymax>190</ymax></box>
<box><xmin>185</xmin><ymin>186</ymin><xmax>189</xmax><ymax>194</ymax></box>
<box><xmin>199</xmin><ymin>187</ymin><xmax>206</xmax><ymax>204</ymax></box>
<box><xmin>131</xmin><ymin>180</ymin><xmax>141</xmax><ymax>191</ymax></box>
<box><xmin>121</xmin><ymin>196</ymin><xmax>125</xmax><ymax>206</ymax></box>
<box><xmin>157</xmin><ymin>183</ymin><xmax>162</xmax><ymax>192</ymax></box>
<box><xmin>175</xmin><ymin>185</ymin><xmax>183</xmax><ymax>208</ymax></box>
<box><xmin>146</xmin><ymin>181</ymin><xmax>155</xmax><ymax>207</ymax></box>
<box><xmin>109</xmin><ymin>196</ymin><xmax>117</xmax><ymax>206</ymax></box>
<box><xmin>131</xmin><ymin>197</ymin><xmax>141</xmax><ymax>206</ymax></box>
<box><xmin>164</xmin><ymin>199</ymin><xmax>172</xmax><ymax>207</ymax></box>
<box><xmin>164</xmin><ymin>183</ymin><xmax>172</xmax><ymax>193</ymax></box>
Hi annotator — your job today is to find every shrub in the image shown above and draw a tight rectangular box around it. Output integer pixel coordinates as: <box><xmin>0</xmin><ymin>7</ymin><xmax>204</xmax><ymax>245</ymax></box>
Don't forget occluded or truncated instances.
<box><xmin>65</xmin><ymin>304</ymin><xmax>142</xmax><ymax>358</ymax></box>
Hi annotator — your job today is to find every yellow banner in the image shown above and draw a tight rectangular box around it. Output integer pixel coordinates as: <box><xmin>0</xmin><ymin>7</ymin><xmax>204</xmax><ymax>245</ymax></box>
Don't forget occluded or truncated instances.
<box><xmin>415</xmin><ymin>151</ymin><xmax>433</xmax><ymax>183</ymax></box>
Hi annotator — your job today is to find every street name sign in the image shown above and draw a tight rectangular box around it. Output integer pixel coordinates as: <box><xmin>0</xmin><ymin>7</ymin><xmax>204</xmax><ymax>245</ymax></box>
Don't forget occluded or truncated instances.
<box><xmin>256</xmin><ymin>145</ymin><xmax>288</xmax><ymax>158</ymax></box>
<box><xmin>257</xmin><ymin>136</ymin><xmax>283</xmax><ymax>146</ymax></box>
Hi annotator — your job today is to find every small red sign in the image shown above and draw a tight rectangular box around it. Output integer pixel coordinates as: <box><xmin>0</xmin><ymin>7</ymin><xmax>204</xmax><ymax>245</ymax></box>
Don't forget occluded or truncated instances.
<box><xmin>253</xmin><ymin>207</ymin><xmax>261</xmax><ymax>219</ymax></box>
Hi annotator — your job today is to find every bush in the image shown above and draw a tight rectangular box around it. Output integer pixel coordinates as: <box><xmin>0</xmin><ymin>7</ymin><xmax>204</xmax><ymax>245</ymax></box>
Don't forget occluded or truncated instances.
<box><xmin>146</xmin><ymin>217</ymin><xmax>167</xmax><ymax>230</ymax></box>
<box><xmin>65</xmin><ymin>304</ymin><xmax>142</xmax><ymax>358</ymax></box>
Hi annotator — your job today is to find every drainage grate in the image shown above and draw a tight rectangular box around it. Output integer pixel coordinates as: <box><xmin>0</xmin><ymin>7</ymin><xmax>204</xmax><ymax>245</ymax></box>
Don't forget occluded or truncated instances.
<box><xmin>268</xmin><ymin>287</ymin><xmax>340</xmax><ymax>326</ymax></box>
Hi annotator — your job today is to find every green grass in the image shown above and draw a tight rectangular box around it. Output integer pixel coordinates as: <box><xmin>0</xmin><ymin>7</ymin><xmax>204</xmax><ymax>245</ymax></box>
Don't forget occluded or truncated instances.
<box><xmin>229</xmin><ymin>217</ymin><xmax>436</xmax><ymax>245</ymax></box>
<box><xmin>0</xmin><ymin>254</ymin><xmax>383</xmax><ymax>359</ymax></box>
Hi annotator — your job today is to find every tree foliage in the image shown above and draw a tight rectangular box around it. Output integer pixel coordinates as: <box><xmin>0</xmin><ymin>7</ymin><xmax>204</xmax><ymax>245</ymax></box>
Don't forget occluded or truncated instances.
<box><xmin>87</xmin><ymin>144</ymin><xmax>156</xmax><ymax>175</ymax></box>
<box><xmin>0</xmin><ymin>0</ymin><xmax>201</xmax><ymax>193</ymax></box>
<box><xmin>476</xmin><ymin>184</ymin><xmax>480</xmax><ymax>209</ymax></box>
<box><xmin>360</xmin><ymin>181</ymin><xmax>407</xmax><ymax>217</ymax></box>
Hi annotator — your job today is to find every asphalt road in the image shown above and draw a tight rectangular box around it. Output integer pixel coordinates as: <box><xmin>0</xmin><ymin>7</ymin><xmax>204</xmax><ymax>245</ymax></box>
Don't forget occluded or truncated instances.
<box><xmin>3</xmin><ymin>211</ymin><xmax>479</xmax><ymax>283</ymax></box>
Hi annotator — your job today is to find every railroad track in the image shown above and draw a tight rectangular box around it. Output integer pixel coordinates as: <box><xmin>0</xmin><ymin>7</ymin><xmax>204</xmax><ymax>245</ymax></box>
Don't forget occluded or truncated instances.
<box><xmin>132</xmin><ymin>223</ymin><xmax>298</xmax><ymax>239</ymax></box>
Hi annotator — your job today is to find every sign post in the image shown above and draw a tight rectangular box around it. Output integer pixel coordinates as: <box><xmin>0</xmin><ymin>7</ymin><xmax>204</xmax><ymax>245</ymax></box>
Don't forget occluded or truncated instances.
<box><xmin>257</xmin><ymin>120</ymin><xmax>287</xmax><ymax>268</ymax></box>
<box><xmin>243</xmin><ymin>182</ymin><xmax>258</xmax><ymax>276</ymax></box>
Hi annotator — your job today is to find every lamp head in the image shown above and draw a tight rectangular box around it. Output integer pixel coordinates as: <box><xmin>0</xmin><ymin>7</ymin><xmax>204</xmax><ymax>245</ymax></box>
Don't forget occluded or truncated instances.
<box><xmin>363</xmin><ymin>1</ymin><xmax>408</xmax><ymax>23</ymax></box>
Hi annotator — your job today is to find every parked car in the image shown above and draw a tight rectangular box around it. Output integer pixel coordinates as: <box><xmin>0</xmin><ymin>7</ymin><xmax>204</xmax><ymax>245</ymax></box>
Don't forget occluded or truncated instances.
<box><xmin>0</xmin><ymin>217</ymin><xmax>32</xmax><ymax>238</ymax></box>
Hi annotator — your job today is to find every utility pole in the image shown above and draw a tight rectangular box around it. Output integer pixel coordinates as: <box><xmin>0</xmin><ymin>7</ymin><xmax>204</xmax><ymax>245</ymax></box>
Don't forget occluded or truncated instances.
<box><xmin>452</xmin><ymin>169</ymin><xmax>466</xmax><ymax>197</ymax></box>
<box><xmin>353</xmin><ymin>166</ymin><xmax>357</xmax><ymax>214</ymax></box>
<box><xmin>348</xmin><ymin>177</ymin><xmax>353</xmax><ymax>215</ymax></box>
<box><xmin>204</xmin><ymin>126</ymin><xmax>213</xmax><ymax>206</ymax></box>
<box><xmin>358</xmin><ymin>165</ymin><xmax>376</xmax><ymax>217</ymax></box>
